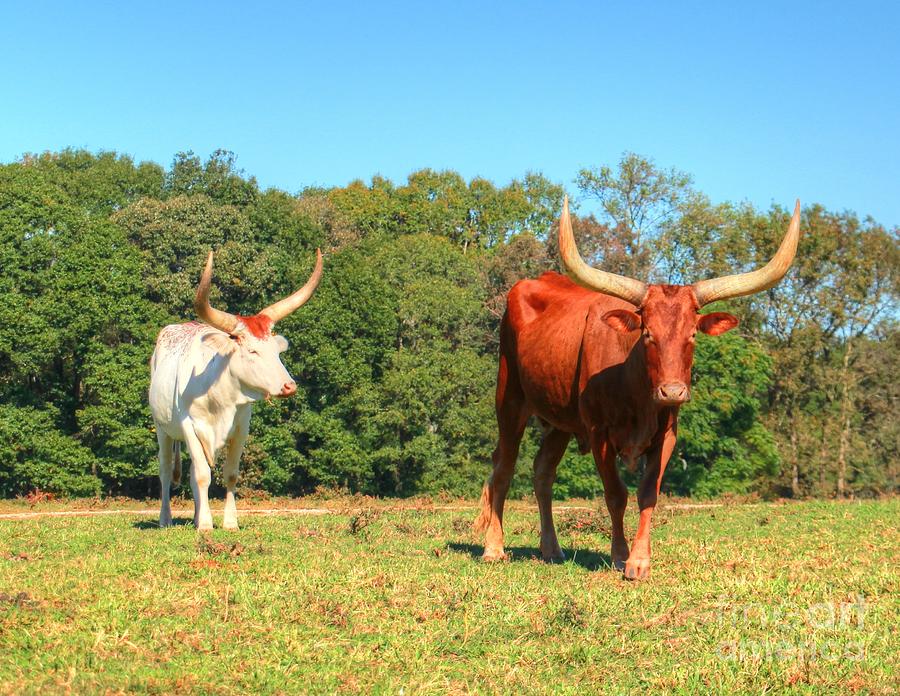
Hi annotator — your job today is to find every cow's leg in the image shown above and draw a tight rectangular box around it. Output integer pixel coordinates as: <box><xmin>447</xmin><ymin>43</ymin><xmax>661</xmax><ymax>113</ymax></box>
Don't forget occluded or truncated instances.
<box><xmin>625</xmin><ymin>426</ymin><xmax>677</xmax><ymax>580</ymax></box>
<box><xmin>476</xmin><ymin>421</ymin><xmax>527</xmax><ymax>561</ymax></box>
<box><xmin>172</xmin><ymin>443</ymin><xmax>181</xmax><ymax>488</ymax></box>
<box><xmin>591</xmin><ymin>436</ymin><xmax>629</xmax><ymax>571</ymax></box>
<box><xmin>222</xmin><ymin>409</ymin><xmax>250</xmax><ymax>531</ymax></box>
<box><xmin>533</xmin><ymin>427</ymin><xmax>571</xmax><ymax>562</ymax></box>
<box><xmin>157</xmin><ymin>429</ymin><xmax>175</xmax><ymax>528</ymax></box>
<box><xmin>474</xmin><ymin>352</ymin><xmax>528</xmax><ymax>561</ymax></box>
<box><xmin>183</xmin><ymin>424</ymin><xmax>215</xmax><ymax>531</ymax></box>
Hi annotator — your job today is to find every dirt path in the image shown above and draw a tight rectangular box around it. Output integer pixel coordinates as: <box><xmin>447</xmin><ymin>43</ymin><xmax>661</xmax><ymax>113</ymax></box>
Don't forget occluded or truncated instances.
<box><xmin>0</xmin><ymin>507</ymin><xmax>334</xmax><ymax>521</ymax></box>
<box><xmin>0</xmin><ymin>502</ymin><xmax>727</xmax><ymax>522</ymax></box>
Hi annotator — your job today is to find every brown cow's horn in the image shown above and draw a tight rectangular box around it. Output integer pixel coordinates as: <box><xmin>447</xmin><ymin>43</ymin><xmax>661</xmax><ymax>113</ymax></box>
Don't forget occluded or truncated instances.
<box><xmin>259</xmin><ymin>249</ymin><xmax>324</xmax><ymax>323</ymax></box>
<box><xmin>693</xmin><ymin>200</ymin><xmax>801</xmax><ymax>307</ymax></box>
<box><xmin>557</xmin><ymin>196</ymin><xmax>648</xmax><ymax>307</ymax></box>
<box><xmin>194</xmin><ymin>251</ymin><xmax>239</xmax><ymax>333</ymax></box>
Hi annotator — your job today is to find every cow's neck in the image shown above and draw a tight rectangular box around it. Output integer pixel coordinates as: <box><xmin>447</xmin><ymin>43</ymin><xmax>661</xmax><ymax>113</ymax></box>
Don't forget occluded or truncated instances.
<box><xmin>205</xmin><ymin>358</ymin><xmax>256</xmax><ymax>410</ymax></box>
<box><xmin>622</xmin><ymin>339</ymin><xmax>654</xmax><ymax>406</ymax></box>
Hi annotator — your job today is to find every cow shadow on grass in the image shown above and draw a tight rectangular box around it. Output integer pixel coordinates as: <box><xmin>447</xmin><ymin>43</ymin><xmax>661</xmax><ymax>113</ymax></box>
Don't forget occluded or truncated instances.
<box><xmin>448</xmin><ymin>543</ymin><xmax>612</xmax><ymax>571</ymax></box>
<box><xmin>132</xmin><ymin>518</ymin><xmax>195</xmax><ymax>530</ymax></box>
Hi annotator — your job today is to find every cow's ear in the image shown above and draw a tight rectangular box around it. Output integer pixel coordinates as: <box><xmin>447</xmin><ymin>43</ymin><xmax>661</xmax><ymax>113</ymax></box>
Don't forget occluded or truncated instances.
<box><xmin>602</xmin><ymin>309</ymin><xmax>642</xmax><ymax>334</ymax></box>
<box><xmin>273</xmin><ymin>335</ymin><xmax>288</xmax><ymax>353</ymax></box>
<box><xmin>202</xmin><ymin>332</ymin><xmax>237</xmax><ymax>355</ymax></box>
<box><xmin>697</xmin><ymin>312</ymin><xmax>739</xmax><ymax>336</ymax></box>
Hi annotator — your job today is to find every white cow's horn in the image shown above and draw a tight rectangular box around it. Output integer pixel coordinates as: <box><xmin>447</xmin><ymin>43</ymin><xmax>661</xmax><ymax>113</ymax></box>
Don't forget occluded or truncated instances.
<box><xmin>259</xmin><ymin>249</ymin><xmax>323</xmax><ymax>324</ymax></box>
<box><xmin>194</xmin><ymin>251</ymin><xmax>239</xmax><ymax>334</ymax></box>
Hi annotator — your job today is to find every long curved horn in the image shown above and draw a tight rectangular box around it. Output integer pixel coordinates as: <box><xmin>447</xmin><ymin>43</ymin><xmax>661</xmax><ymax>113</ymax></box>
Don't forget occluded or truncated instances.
<box><xmin>558</xmin><ymin>196</ymin><xmax>647</xmax><ymax>306</ymax></box>
<box><xmin>259</xmin><ymin>249</ymin><xmax>324</xmax><ymax>324</ymax></box>
<box><xmin>194</xmin><ymin>251</ymin><xmax>239</xmax><ymax>333</ymax></box>
<box><xmin>693</xmin><ymin>200</ymin><xmax>801</xmax><ymax>307</ymax></box>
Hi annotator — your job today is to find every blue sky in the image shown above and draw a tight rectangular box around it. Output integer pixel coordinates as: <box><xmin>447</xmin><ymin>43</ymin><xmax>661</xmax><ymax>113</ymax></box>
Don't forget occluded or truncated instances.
<box><xmin>2</xmin><ymin>1</ymin><xmax>898</xmax><ymax>226</ymax></box>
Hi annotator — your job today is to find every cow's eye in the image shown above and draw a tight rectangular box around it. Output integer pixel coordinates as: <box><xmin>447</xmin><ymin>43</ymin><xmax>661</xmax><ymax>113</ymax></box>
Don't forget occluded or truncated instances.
<box><xmin>643</xmin><ymin>332</ymin><xmax>655</xmax><ymax>345</ymax></box>
<box><xmin>248</xmin><ymin>349</ymin><xmax>260</xmax><ymax>356</ymax></box>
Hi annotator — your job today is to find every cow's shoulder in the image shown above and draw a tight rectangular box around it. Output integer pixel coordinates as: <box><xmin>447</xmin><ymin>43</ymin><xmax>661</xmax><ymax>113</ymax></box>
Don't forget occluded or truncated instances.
<box><xmin>506</xmin><ymin>272</ymin><xmax>597</xmax><ymax>329</ymax></box>
<box><xmin>155</xmin><ymin>321</ymin><xmax>206</xmax><ymax>355</ymax></box>
<box><xmin>578</xmin><ymin>295</ymin><xmax>640</xmax><ymax>388</ymax></box>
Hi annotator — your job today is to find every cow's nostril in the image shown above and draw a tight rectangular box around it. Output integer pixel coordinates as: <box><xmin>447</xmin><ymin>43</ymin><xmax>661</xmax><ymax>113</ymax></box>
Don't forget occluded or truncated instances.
<box><xmin>281</xmin><ymin>381</ymin><xmax>297</xmax><ymax>396</ymax></box>
<box><xmin>656</xmin><ymin>383</ymin><xmax>690</xmax><ymax>404</ymax></box>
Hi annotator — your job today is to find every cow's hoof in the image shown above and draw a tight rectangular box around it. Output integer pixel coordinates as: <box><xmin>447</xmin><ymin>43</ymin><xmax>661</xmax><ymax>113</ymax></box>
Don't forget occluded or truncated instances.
<box><xmin>482</xmin><ymin>549</ymin><xmax>508</xmax><ymax>562</ymax></box>
<box><xmin>611</xmin><ymin>540</ymin><xmax>630</xmax><ymax>571</ymax></box>
<box><xmin>541</xmin><ymin>549</ymin><xmax>566</xmax><ymax>563</ymax></box>
<box><xmin>222</xmin><ymin>522</ymin><xmax>239</xmax><ymax>532</ymax></box>
<box><xmin>196</xmin><ymin>520</ymin><xmax>214</xmax><ymax>532</ymax></box>
<box><xmin>623</xmin><ymin>557</ymin><xmax>650</xmax><ymax>581</ymax></box>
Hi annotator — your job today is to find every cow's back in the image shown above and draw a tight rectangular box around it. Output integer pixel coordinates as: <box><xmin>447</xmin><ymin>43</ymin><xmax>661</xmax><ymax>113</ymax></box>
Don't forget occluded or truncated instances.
<box><xmin>503</xmin><ymin>272</ymin><xmax>637</xmax><ymax>434</ymax></box>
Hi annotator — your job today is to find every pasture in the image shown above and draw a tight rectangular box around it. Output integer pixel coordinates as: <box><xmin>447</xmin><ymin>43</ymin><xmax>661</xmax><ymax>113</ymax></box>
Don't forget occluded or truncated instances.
<box><xmin>0</xmin><ymin>496</ymin><xmax>896</xmax><ymax>694</ymax></box>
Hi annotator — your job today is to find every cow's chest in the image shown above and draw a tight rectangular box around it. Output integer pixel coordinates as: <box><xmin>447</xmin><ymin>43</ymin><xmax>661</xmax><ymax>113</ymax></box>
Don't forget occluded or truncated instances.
<box><xmin>187</xmin><ymin>400</ymin><xmax>250</xmax><ymax>453</ymax></box>
<box><xmin>606</xmin><ymin>409</ymin><xmax>660</xmax><ymax>459</ymax></box>
<box><xmin>578</xmin><ymin>368</ymin><xmax>662</xmax><ymax>458</ymax></box>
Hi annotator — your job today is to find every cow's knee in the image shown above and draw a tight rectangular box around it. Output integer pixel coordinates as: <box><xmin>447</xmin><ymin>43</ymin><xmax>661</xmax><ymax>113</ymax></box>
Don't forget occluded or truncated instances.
<box><xmin>604</xmin><ymin>490</ymin><xmax>626</xmax><ymax>516</ymax></box>
<box><xmin>193</xmin><ymin>469</ymin><xmax>211</xmax><ymax>489</ymax></box>
<box><xmin>533</xmin><ymin>462</ymin><xmax>554</xmax><ymax>487</ymax></box>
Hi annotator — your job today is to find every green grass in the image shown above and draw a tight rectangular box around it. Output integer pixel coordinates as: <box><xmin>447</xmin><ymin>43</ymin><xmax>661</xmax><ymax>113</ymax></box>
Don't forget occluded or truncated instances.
<box><xmin>0</xmin><ymin>497</ymin><xmax>897</xmax><ymax>694</ymax></box>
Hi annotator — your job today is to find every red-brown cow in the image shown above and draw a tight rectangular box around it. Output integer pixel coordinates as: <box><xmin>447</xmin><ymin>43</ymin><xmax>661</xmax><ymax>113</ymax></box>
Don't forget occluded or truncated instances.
<box><xmin>475</xmin><ymin>198</ymin><xmax>800</xmax><ymax>579</ymax></box>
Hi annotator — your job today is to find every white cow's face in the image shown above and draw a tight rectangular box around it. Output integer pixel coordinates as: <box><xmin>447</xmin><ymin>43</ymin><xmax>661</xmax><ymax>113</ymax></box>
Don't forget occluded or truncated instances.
<box><xmin>203</xmin><ymin>330</ymin><xmax>297</xmax><ymax>400</ymax></box>
<box><xmin>191</xmin><ymin>249</ymin><xmax>322</xmax><ymax>402</ymax></box>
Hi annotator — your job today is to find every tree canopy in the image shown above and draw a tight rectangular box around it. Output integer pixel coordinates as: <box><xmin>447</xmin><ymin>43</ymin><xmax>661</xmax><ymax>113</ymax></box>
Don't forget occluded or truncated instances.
<box><xmin>0</xmin><ymin>149</ymin><xmax>896</xmax><ymax>499</ymax></box>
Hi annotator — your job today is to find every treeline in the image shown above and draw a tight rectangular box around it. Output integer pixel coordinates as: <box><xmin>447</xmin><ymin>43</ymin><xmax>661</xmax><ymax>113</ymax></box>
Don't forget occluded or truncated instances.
<box><xmin>0</xmin><ymin>150</ymin><xmax>896</xmax><ymax>499</ymax></box>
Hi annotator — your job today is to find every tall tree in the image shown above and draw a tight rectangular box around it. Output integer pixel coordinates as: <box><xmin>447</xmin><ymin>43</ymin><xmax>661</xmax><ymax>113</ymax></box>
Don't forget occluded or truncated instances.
<box><xmin>576</xmin><ymin>152</ymin><xmax>696</xmax><ymax>280</ymax></box>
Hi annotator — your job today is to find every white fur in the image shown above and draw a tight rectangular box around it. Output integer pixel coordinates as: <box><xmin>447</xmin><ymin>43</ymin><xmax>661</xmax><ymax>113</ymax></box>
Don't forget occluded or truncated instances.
<box><xmin>149</xmin><ymin>321</ymin><xmax>294</xmax><ymax>530</ymax></box>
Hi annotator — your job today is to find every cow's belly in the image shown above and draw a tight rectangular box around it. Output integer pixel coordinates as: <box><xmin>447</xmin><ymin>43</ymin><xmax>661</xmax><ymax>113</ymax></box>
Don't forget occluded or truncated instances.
<box><xmin>514</xmin><ymin>334</ymin><xmax>585</xmax><ymax>435</ymax></box>
<box><xmin>518</xmin><ymin>366</ymin><xmax>584</xmax><ymax>434</ymax></box>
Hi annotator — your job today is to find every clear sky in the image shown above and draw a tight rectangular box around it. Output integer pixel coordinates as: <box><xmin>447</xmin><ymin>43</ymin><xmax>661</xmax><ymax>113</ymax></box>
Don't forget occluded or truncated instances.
<box><xmin>2</xmin><ymin>1</ymin><xmax>898</xmax><ymax>226</ymax></box>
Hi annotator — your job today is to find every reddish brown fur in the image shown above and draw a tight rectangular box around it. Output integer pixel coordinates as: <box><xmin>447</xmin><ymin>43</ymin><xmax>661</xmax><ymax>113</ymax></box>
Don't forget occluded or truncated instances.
<box><xmin>237</xmin><ymin>314</ymin><xmax>274</xmax><ymax>339</ymax></box>
<box><xmin>476</xmin><ymin>272</ymin><xmax>737</xmax><ymax>579</ymax></box>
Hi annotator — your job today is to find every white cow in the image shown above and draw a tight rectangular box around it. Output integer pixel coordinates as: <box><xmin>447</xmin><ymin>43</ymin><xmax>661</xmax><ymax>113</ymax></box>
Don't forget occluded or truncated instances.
<box><xmin>149</xmin><ymin>250</ymin><xmax>322</xmax><ymax>530</ymax></box>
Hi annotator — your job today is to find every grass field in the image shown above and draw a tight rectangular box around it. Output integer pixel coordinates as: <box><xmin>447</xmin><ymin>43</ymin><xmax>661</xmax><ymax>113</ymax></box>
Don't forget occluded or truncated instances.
<box><xmin>0</xmin><ymin>495</ymin><xmax>897</xmax><ymax>694</ymax></box>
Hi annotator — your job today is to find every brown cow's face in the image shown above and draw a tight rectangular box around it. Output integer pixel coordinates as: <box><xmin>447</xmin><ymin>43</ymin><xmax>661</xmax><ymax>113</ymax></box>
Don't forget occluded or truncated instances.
<box><xmin>602</xmin><ymin>285</ymin><xmax>738</xmax><ymax>405</ymax></box>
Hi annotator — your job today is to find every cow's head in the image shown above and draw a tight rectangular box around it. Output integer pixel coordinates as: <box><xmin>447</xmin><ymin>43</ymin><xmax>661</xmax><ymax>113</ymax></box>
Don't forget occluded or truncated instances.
<box><xmin>559</xmin><ymin>197</ymin><xmax>800</xmax><ymax>406</ymax></box>
<box><xmin>193</xmin><ymin>250</ymin><xmax>323</xmax><ymax>401</ymax></box>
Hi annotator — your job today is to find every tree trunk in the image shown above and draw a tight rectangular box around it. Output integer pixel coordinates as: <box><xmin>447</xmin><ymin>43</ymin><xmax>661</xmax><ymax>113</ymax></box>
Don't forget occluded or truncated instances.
<box><xmin>818</xmin><ymin>427</ymin><xmax>829</xmax><ymax>495</ymax></box>
<box><xmin>790</xmin><ymin>410</ymin><xmax>801</xmax><ymax>498</ymax></box>
<box><xmin>836</xmin><ymin>339</ymin><xmax>854</xmax><ymax>498</ymax></box>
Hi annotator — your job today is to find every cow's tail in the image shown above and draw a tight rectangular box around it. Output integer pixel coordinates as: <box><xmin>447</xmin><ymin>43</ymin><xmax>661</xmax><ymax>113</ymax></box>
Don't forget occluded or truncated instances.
<box><xmin>172</xmin><ymin>442</ymin><xmax>182</xmax><ymax>487</ymax></box>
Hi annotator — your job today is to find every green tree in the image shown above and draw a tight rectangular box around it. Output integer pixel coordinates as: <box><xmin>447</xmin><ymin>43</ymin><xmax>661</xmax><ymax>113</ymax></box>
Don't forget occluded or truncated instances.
<box><xmin>576</xmin><ymin>152</ymin><xmax>696</xmax><ymax>281</ymax></box>
<box><xmin>164</xmin><ymin>150</ymin><xmax>259</xmax><ymax>207</ymax></box>
<box><xmin>0</xmin><ymin>147</ymin><xmax>895</xmax><ymax>501</ymax></box>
